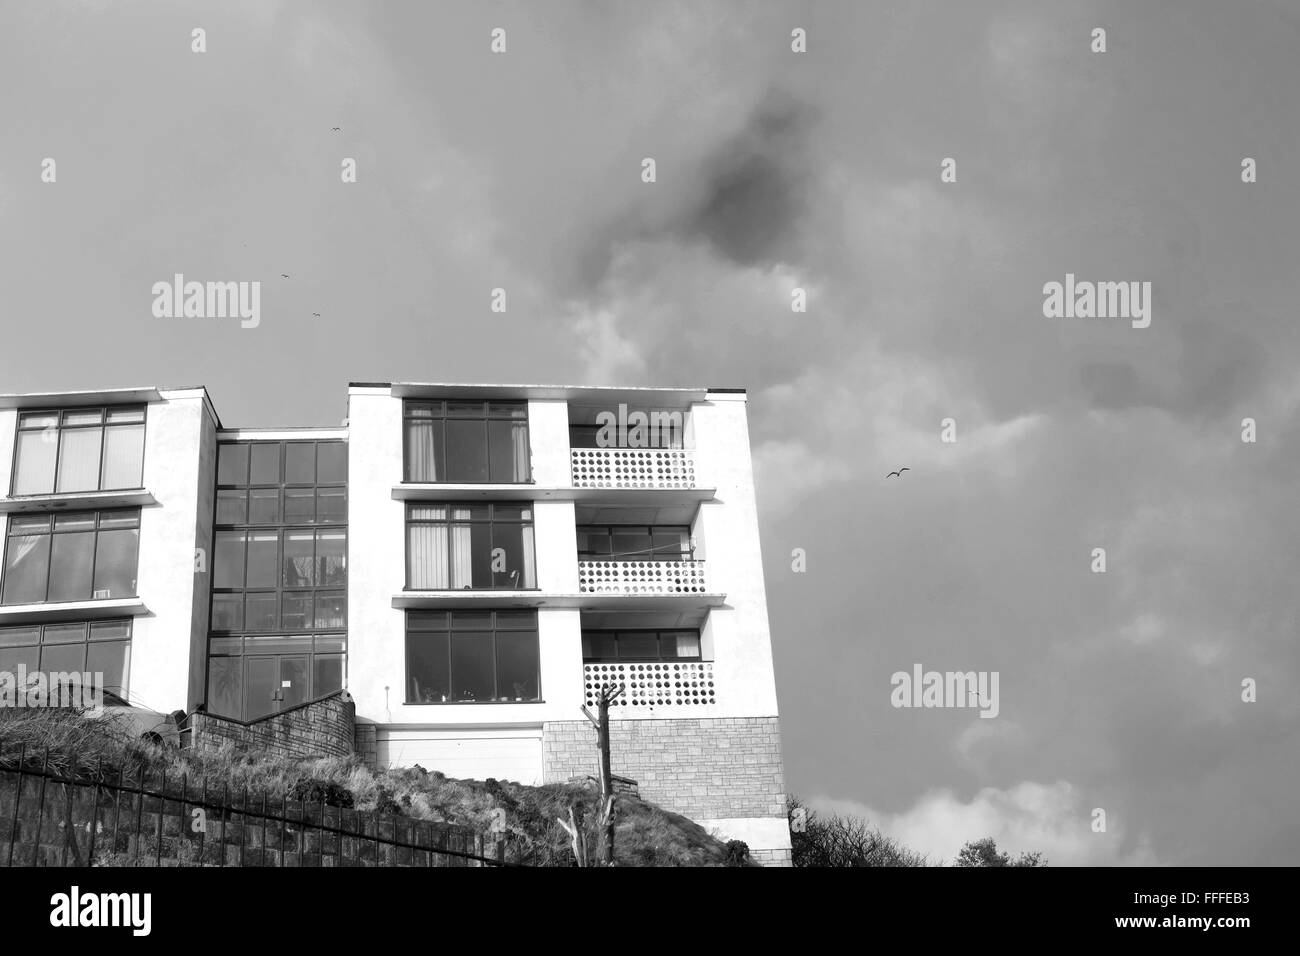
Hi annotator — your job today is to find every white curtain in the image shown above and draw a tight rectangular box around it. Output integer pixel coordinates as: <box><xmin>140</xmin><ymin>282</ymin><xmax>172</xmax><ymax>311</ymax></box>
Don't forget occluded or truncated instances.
<box><xmin>56</xmin><ymin>428</ymin><xmax>101</xmax><ymax>492</ymax></box>
<box><xmin>100</xmin><ymin>424</ymin><xmax>144</xmax><ymax>489</ymax></box>
<box><xmin>451</xmin><ymin>519</ymin><xmax>473</xmax><ymax>588</ymax></box>
<box><xmin>521</xmin><ymin>525</ymin><xmax>536</xmax><ymax>588</ymax></box>
<box><xmin>405</xmin><ymin>421</ymin><xmax>438</xmax><ymax>481</ymax></box>
<box><xmin>511</xmin><ymin>421</ymin><xmax>529</xmax><ymax>481</ymax></box>
<box><xmin>408</xmin><ymin>522</ymin><xmax>449</xmax><ymax>589</ymax></box>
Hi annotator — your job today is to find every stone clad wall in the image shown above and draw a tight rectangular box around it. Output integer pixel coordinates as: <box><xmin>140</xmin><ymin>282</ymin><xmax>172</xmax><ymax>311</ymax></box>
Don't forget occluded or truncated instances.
<box><xmin>190</xmin><ymin>691</ymin><xmax>356</xmax><ymax>760</ymax></box>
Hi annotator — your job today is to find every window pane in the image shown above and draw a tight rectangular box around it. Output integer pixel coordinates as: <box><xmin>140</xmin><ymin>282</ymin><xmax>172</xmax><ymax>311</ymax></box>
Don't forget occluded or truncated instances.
<box><xmin>211</xmin><ymin>593</ymin><xmax>243</xmax><ymax>631</ymax></box>
<box><xmin>93</xmin><ymin>528</ymin><xmax>139</xmax><ymax>598</ymax></box>
<box><xmin>248</xmin><ymin>487</ymin><xmax>280</xmax><ymax>524</ymax></box>
<box><xmin>652</xmin><ymin>529</ymin><xmax>689</xmax><ymax>559</ymax></box>
<box><xmin>284</xmin><ymin>487</ymin><xmax>315</xmax><ymax>524</ymax></box>
<box><xmin>48</xmin><ymin>531</ymin><xmax>95</xmax><ymax>602</ymax></box>
<box><xmin>0</xmin><ymin>626</ymin><xmax>41</xmax><ymax>646</ymax></box>
<box><xmin>612</xmin><ymin>530</ymin><xmax>652</xmax><ymax>559</ymax></box>
<box><xmin>487</xmin><ymin>420</ymin><xmax>523</xmax><ymax>482</ymax></box>
<box><xmin>87</xmin><ymin>641</ymin><xmax>131</xmax><ymax>697</ymax></box>
<box><xmin>316</xmin><ymin>531</ymin><xmax>346</xmax><ymax>587</ymax></box>
<box><xmin>281</xmin><ymin>593</ymin><xmax>311</xmax><ymax>630</ymax></box>
<box><xmin>314</xmin><ymin>592</ymin><xmax>346</xmax><ymax>629</ymax></box>
<box><xmin>245</xmin><ymin>635</ymin><xmax>312</xmax><ymax>656</ymax></box>
<box><xmin>206</xmin><ymin>657</ymin><xmax>242</xmax><ymax>719</ymax></box>
<box><xmin>96</xmin><ymin>511</ymin><xmax>139</xmax><ymax>529</ymax></box>
<box><xmin>213</xmin><ymin>531</ymin><xmax>246</xmax><ymax>589</ymax></box>
<box><xmin>451</xmin><ymin>610</ymin><xmax>492</xmax><ymax>630</ymax></box>
<box><xmin>450</xmin><ymin>632</ymin><xmax>492</xmax><ymax>701</ymax></box>
<box><xmin>497</xmin><ymin>631</ymin><xmax>539</xmax><ymax>700</ymax></box>
<box><xmin>665</xmin><ymin>632</ymin><xmax>698</xmax><ymax>658</ymax></box>
<box><xmin>494</xmin><ymin>611</ymin><xmax>537</xmax><ymax>629</ymax></box>
<box><xmin>444</xmin><ymin>420</ymin><xmax>488</xmax><ymax>482</ymax></box>
<box><xmin>463</xmin><ymin>521</ymin><xmax>492</xmax><ymax>588</ymax></box>
<box><xmin>249</xmin><ymin>444</ymin><xmax>281</xmax><ymax>484</ymax></box>
<box><xmin>105</xmin><ymin>406</ymin><xmax>146</xmax><ymax>424</ymax></box>
<box><xmin>56</xmin><ymin>427</ymin><xmax>102</xmax><ymax>493</ymax></box>
<box><xmin>246</xmin><ymin>532</ymin><xmax>279</xmax><ymax>587</ymax></box>
<box><xmin>2</xmin><ymin>533</ymin><xmax>51</xmax><ymax>604</ymax></box>
<box><xmin>446</xmin><ymin>401</ymin><xmax>484</xmax><ymax>418</ymax></box>
<box><xmin>43</xmin><ymin>623</ymin><xmax>88</xmax><ymax>644</ymax></box>
<box><xmin>209</xmin><ymin>636</ymin><xmax>242</xmax><ymax>655</ymax></box>
<box><xmin>314</xmin><ymin>655</ymin><xmax>344</xmax><ymax>696</ymax></box>
<box><xmin>284</xmin><ymin>444</ymin><xmax>315</xmax><ymax>484</ymax></box>
<box><xmin>245</xmin><ymin>592</ymin><xmax>278</xmax><ymax>631</ymax></box>
<box><xmin>62</xmin><ymin>409</ymin><xmax>102</xmax><ymax>426</ymax></box>
<box><xmin>0</xmin><ymin>646</ymin><xmax>40</xmax><ymax>682</ymax></box>
<box><xmin>19</xmin><ymin>412</ymin><xmax>59</xmax><ymax>429</ymax></box>
<box><xmin>217</xmin><ymin>444</ymin><xmax>249</xmax><ymax>485</ymax></box>
<box><xmin>314</xmin><ymin>635</ymin><xmax>346</xmax><ymax>654</ymax></box>
<box><xmin>316</xmin><ymin>443</ymin><xmax>346</xmax><ymax>483</ymax></box>
<box><xmin>404</xmin><ymin>420</ymin><xmax>442</xmax><ymax>482</ymax></box>
<box><xmin>89</xmin><ymin>620</ymin><xmax>132</xmax><ymax>641</ymax></box>
<box><xmin>407</xmin><ymin>632</ymin><xmax>449</xmax><ymax>702</ymax></box>
<box><xmin>216</xmin><ymin>490</ymin><xmax>247</xmax><ymax>524</ymax></box>
<box><xmin>618</xmin><ymin>632</ymin><xmax>660</xmax><ymax>660</ymax></box>
<box><xmin>280</xmin><ymin>656</ymin><xmax>309</xmax><ymax>709</ymax></box>
<box><xmin>100</xmin><ymin>423</ymin><xmax>144</xmax><ymax>489</ymax></box>
<box><xmin>54</xmin><ymin>513</ymin><xmax>96</xmax><ymax>532</ymax></box>
<box><xmin>41</xmin><ymin>642</ymin><xmax>86</xmax><ymax>676</ymax></box>
<box><xmin>282</xmin><ymin>531</ymin><xmax>315</xmax><ymax>587</ymax></box>
<box><xmin>316</xmin><ymin>487</ymin><xmax>346</xmax><ymax>524</ymax></box>
<box><xmin>582</xmin><ymin>632</ymin><xmax>617</xmax><ymax>661</ymax></box>
<box><xmin>13</xmin><ymin>431</ymin><xmax>57</xmax><ymax>495</ymax></box>
<box><xmin>491</xmin><ymin>522</ymin><xmax>533</xmax><ymax>588</ymax></box>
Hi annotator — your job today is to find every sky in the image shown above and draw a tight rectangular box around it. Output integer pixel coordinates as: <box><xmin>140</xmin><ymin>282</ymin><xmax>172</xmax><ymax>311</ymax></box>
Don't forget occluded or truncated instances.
<box><xmin>2</xmin><ymin>0</ymin><xmax>1298</xmax><ymax>865</ymax></box>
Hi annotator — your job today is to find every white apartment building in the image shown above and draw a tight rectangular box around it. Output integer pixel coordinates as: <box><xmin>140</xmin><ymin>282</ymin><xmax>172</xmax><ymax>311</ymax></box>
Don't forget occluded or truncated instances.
<box><xmin>0</xmin><ymin>382</ymin><xmax>790</xmax><ymax>864</ymax></box>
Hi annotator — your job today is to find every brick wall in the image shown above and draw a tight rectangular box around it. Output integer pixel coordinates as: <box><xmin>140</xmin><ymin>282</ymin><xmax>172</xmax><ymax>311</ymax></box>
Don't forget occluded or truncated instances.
<box><xmin>190</xmin><ymin>691</ymin><xmax>356</xmax><ymax>761</ymax></box>
<box><xmin>543</xmin><ymin>716</ymin><xmax>786</xmax><ymax>820</ymax></box>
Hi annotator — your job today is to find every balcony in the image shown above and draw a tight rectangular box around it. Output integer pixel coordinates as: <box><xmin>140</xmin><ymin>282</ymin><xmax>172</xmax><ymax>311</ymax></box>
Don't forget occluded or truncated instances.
<box><xmin>570</xmin><ymin>447</ymin><xmax>697</xmax><ymax>491</ymax></box>
<box><xmin>578</xmin><ymin>559</ymin><xmax>708</xmax><ymax>595</ymax></box>
<box><xmin>584</xmin><ymin>661</ymin><xmax>716</xmax><ymax>709</ymax></box>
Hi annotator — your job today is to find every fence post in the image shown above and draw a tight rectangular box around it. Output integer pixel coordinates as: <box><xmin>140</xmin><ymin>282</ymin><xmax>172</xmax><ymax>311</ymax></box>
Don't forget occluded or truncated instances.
<box><xmin>6</xmin><ymin>744</ymin><xmax>26</xmax><ymax>868</ymax></box>
<box><xmin>86</xmin><ymin>756</ymin><xmax>103</xmax><ymax>865</ymax></box>
<box><xmin>156</xmin><ymin>769</ymin><xmax>166</xmax><ymax>867</ymax></box>
<box><xmin>30</xmin><ymin>748</ymin><xmax>51</xmax><ymax>867</ymax></box>
<box><xmin>132</xmin><ymin>765</ymin><xmax>146</xmax><ymax>865</ymax></box>
<box><xmin>218</xmin><ymin>784</ymin><xmax>228</xmax><ymax>868</ymax></box>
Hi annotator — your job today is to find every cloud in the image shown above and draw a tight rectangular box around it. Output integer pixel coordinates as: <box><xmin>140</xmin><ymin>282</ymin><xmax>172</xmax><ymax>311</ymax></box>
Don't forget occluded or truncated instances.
<box><xmin>810</xmin><ymin>782</ymin><xmax>1159</xmax><ymax>866</ymax></box>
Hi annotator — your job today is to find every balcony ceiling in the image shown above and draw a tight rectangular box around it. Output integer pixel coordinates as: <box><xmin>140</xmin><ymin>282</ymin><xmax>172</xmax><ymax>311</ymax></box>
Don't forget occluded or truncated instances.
<box><xmin>574</xmin><ymin>503</ymin><xmax>699</xmax><ymax>525</ymax></box>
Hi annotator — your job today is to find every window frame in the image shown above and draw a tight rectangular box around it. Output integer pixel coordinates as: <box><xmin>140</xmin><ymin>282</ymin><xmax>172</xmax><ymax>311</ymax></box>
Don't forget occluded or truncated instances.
<box><xmin>402</xmin><ymin>399</ymin><xmax>532</xmax><ymax>484</ymax></box>
<box><xmin>575</xmin><ymin>524</ymin><xmax>693</xmax><ymax>561</ymax></box>
<box><xmin>9</xmin><ymin>405</ymin><xmax>148</xmax><ymax>497</ymax></box>
<box><xmin>1</xmin><ymin>509</ymin><xmax>141</xmax><ymax>605</ymax></box>
<box><xmin>0</xmin><ymin>618</ymin><xmax>133</xmax><ymax>697</ymax></box>
<box><xmin>206</xmin><ymin>440</ymin><xmax>349</xmax><ymax>719</ymax></box>
<box><xmin>404</xmin><ymin>502</ymin><xmax>538</xmax><ymax>591</ymax></box>
<box><xmin>581</xmin><ymin>628</ymin><xmax>703</xmax><ymax>663</ymax></box>
<box><xmin>404</xmin><ymin>610</ymin><xmax>541</xmax><ymax>704</ymax></box>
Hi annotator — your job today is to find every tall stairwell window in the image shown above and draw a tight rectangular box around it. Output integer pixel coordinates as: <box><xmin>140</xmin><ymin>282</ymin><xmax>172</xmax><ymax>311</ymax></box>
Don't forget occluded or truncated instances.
<box><xmin>403</xmin><ymin>400</ymin><xmax>530</xmax><ymax>483</ymax></box>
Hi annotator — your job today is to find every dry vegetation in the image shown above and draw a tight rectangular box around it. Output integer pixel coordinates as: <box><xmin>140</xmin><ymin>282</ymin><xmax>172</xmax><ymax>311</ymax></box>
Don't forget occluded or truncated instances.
<box><xmin>0</xmin><ymin>707</ymin><xmax>749</xmax><ymax>866</ymax></box>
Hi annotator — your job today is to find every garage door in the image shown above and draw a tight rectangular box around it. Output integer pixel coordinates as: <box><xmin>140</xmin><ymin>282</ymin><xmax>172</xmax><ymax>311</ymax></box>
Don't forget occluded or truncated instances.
<box><xmin>376</xmin><ymin>728</ymin><xmax>543</xmax><ymax>785</ymax></box>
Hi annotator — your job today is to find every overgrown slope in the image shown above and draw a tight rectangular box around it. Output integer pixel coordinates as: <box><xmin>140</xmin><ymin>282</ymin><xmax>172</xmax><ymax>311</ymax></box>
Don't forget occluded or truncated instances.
<box><xmin>0</xmin><ymin>707</ymin><xmax>749</xmax><ymax>866</ymax></box>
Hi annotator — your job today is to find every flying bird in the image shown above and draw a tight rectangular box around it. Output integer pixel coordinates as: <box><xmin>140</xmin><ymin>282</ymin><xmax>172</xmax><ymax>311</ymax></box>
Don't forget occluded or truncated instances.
<box><xmin>312</xmin><ymin>312</ymin><xmax>321</xmax><ymax>317</ymax></box>
<box><xmin>886</xmin><ymin>468</ymin><xmax>910</xmax><ymax>478</ymax></box>
<box><xmin>281</xmin><ymin>274</ymin><xmax>290</xmax><ymax>278</ymax></box>
<box><xmin>331</xmin><ymin>127</ymin><xmax>341</xmax><ymax>131</ymax></box>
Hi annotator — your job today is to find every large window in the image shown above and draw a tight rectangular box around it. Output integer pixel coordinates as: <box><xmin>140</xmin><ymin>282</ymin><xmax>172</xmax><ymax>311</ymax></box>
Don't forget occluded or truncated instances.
<box><xmin>2</xmin><ymin>510</ymin><xmax>140</xmax><ymax>605</ymax></box>
<box><xmin>0</xmin><ymin>620</ymin><xmax>132</xmax><ymax>696</ymax></box>
<box><xmin>582</xmin><ymin>629</ymin><xmax>702</xmax><ymax>663</ymax></box>
<box><xmin>11</xmin><ymin>406</ymin><xmax>146</xmax><ymax>496</ymax></box>
<box><xmin>403</xmin><ymin>400</ymin><xmax>530</xmax><ymax>483</ymax></box>
<box><xmin>405</xmin><ymin>610</ymin><xmax>539</xmax><ymax>703</ymax></box>
<box><xmin>205</xmin><ymin>634</ymin><xmax>345</xmax><ymax>722</ymax></box>
<box><xmin>206</xmin><ymin>440</ymin><xmax>347</xmax><ymax>721</ymax></box>
<box><xmin>576</xmin><ymin>525</ymin><xmax>691</xmax><ymax>561</ymax></box>
<box><xmin>406</xmin><ymin>504</ymin><xmax>535</xmax><ymax>590</ymax></box>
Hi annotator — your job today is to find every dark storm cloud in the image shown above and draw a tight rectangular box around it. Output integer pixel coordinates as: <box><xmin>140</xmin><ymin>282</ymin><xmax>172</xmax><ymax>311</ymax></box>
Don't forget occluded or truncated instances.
<box><xmin>682</xmin><ymin>89</ymin><xmax>818</xmax><ymax>269</ymax></box>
